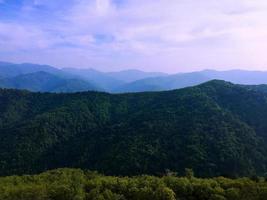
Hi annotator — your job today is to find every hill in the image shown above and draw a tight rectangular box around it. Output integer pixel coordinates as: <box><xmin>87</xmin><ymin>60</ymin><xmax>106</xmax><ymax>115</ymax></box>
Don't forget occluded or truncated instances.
<box><xmin>115</xmin><ymin>72</ymin><xmax>210</xmax><ymax>92</ymax></box>
<box><xmin>114</xmin><ymin>70</ymin><xmax>267</xmax><ymax>93</ymax></box>
<box><xmin>106</xmin><ymin>69</ymin><xmax>167</xmax><ymax>83</ymax></box>
<box><xmin>1</xmin><ymin>80</ymin><xmax>267</xmax><ymax>177</ymax></box>
<box><xmin>242</xmin><ymin>84</ymin><xmax>267</xmax><ymax>94</ymax></box>
<box><xmin>0</xmin><ymin>62</ymin><xmax>62</xmax><ymax>78</ymax></box>
<box><xmin>202</xmin><ymin>69</ymin><xmax>267</xmax><ymax>85</ymax></box>
<box><xmin>0</xmin><ymin>71</ymin><xmax>99</xmax><ymax>92</ymax></box>
<box><xmin>62</xmin><ymin>68</ymin><xmax>125</xmax><ymax>92</ymax></box>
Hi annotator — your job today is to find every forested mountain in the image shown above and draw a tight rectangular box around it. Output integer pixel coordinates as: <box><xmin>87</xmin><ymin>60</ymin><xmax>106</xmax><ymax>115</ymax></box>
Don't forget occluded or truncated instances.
<box><xmin>243</xmin><ymin>84</ymin><xmax>267</xmax><ymax>94</ymax></box>
<box><xmin>1</xmin><ymin>80</ymin><xmax>267</xmax><ymax>177</ymax></box>
<box><xmin>0</xmin><ymin>71</ymin><xmax>99</xmax><ymax>92</ymax></box>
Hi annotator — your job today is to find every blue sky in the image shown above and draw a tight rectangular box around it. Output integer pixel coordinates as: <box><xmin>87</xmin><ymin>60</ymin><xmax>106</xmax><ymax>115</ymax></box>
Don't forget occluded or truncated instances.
<box><xmin>0</xmin><ymin>0</ymin><xmax>267</xmax><ymax>72</ymax></box>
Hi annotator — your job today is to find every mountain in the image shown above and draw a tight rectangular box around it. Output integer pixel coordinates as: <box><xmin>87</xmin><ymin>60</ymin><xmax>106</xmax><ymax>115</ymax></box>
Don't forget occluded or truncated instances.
<box><xmin>2</xmin><ymin>61</ymin><xmax>267</xmax><ymax>93</ymax></box>
<box><xmin>62</xmin><ymin>68</ymin><xmax>125</xmax><ymax>92</ymax></box>
<box><xmin>115</xmin><ymin>72</ymin><xmax>210</xmax><ymax>92</ymax></box>
<box><xmin>0</xmin><ymin>71</ymin><xmax>99</xmax><ymax>92</ymax></box>
<box><xmin>114</xmin><ymin>70</ymin><xmax>267</xmax><ymax>93</ymax></box>
<box><xmin>201</xmin><ymin>69</ymin><xmax>267</xmax><ymax>85</ymax></box>
<box><xmin>0</xmin><ymin>62</ymin><xmax>62</xmax><ymax>78</ymax></box>
<box><xmin>106</xmin><ymin>69</ymin><xmax>167</xmax><ymax>83</ymax></box>
<box><xmin>244</xmin><ymin>84</ymin><xmax>267</xmax><ymax>94</ymax></box>
<box><xmin>0</xmin><ymin>80</ymin><xmax>267</xmax><ymax>177</ymax></box>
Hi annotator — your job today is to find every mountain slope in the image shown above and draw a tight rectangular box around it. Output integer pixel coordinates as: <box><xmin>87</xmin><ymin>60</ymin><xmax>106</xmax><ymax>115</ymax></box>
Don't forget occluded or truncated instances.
<box><xmin>0</xmin><ymin>80</ymin><xmax>267</xmax><ymax>177</ymax></box>
<box><xmin>241</xmin><ymin>84</ymin><xmax>267</xmax><ymax>94</ymax></box>
<box><xmin>0</xmin><ymin>62</ymin><xmax>62</xmax><ymax>78</ymax></box>
<box><xmin>114</xmin><ymin>70</ymin><xmax>267</xmax><ymax>93</ymax></box>
<box><xmin>115</xmin><ymin>72</ymin><xmax>210</xmax><ymax>92</ymax></box>
<box><xmin>107</xmin><ymin>69</ymin><xmax>167</xmax><ymax>83</ymax></box>
<box><xmin>62</xmin><ymin>68</ymin><xmax>125</xmax><ymax>91</ymax></box>
<box><xmin>201</xmin><ymin>70</ymin><xmax>267</xmax><ymax>85</ymax></box>
<box><xmin>0</xmin><ymin>71</ymin><xmax>99</xmax><ymax>92</ymax></box>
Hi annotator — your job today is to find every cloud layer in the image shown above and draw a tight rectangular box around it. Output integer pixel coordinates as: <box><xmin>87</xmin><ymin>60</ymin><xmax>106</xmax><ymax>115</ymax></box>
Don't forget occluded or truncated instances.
<box><xmin>0</xmin><ymin>0</ymin><xmax>267</xmax><ymax>72</ymax></box>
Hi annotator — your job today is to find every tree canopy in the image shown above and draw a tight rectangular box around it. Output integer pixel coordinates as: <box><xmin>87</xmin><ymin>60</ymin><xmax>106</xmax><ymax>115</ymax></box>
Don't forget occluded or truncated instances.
<box><xmin>0</xmin><ymin>80</ymin><xmax>267</xmax><ymax>177</ymax></box>
<box><xmin>1</xmin><ymin>168</ymin><xmax>267</xmax><ymax>200</ymax></box>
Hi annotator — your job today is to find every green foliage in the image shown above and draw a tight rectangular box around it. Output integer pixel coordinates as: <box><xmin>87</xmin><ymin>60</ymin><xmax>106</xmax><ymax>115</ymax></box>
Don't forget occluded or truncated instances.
<box><xmin>1</xmin><ymin>80</ymin><xmax>267</xmax><ymax>177</ymax></box>
<box><xmin>1</xmin><ymin>168</ymin><xmax>267</xmax><ymax>200</ymax></box>
<box><xmin>185</xmin><ymin>168</ymin><xmax>194</xmax><ymax>179</ymax></box>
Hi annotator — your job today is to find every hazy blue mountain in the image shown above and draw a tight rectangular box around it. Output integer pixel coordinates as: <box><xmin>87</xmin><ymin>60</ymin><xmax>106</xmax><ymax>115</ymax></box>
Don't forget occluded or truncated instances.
<box><xmin>115</xmin><ymin>72</ymin><xmax>210</xmax><ymax>92</ymax></box>
<box><xmin>106</xmin><ymin>69</ymin><xmax>167</xmax><ymax>83</ymax></box>
<box><xmin>201</xmin><ymin>69</ymin><xmax>267</xmax><ymax>85</ymax></box>
<box><xmin>115</xmin><ymin>69</ymin><xmax>267</xmax><ymax>93</ymax></box>
<box><xmin>62</xmin><ymin>68</ymin><xmax>125</xmax><ymax>92</ymax></box>
<box><xmin>0</xmin><ymin>62</ymin><xmax>62</xmax><ymax>78</ymax></box>
<box><xmin>2</xmin><ymin>61</ymin><xmax>267</xmax><ymax>93</ymax></box>
<box><xmin>0</xmin><ymin>71</ymin><xmax>99</xmax><ymax>92</ymax></box>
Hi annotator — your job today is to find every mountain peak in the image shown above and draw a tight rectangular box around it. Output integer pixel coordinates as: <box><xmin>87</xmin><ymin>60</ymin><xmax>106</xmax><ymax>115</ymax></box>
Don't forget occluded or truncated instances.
<box><xmin>200</xmin><ymin>79</ymin><xmax>233</xmax><ymax>86</ymax></box>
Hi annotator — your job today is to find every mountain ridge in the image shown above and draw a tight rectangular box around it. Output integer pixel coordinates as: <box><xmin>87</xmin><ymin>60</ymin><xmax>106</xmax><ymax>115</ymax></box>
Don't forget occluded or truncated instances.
<box><xmin>0</xmin><ymin>80</ymin><xmax>267</xmax><ymax>177</ymax></box>
<box><xmin>2</xmin><ymin>61</ymin><xmax>267</xmax><ymax>93</ymax></box>
<box><xmin>0</xmin><ymin>71</ymin><xmax>100</xmax><ymax>92</ymax></box>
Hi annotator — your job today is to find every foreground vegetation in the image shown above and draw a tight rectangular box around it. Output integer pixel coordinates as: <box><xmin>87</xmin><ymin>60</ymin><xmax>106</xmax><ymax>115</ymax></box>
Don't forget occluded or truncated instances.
<box><xmin>1</xmin><ymin>168</ymin><xmax>267</xmax><ymax>200</ymax></box>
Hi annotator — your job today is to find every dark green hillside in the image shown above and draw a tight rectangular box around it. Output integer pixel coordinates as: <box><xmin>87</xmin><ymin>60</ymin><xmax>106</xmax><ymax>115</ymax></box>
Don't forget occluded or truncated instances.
<box><xmin>0</xmin><ymin>80</ymin><xmax>267</xmax><ymax>177</ymax></box>
<box><xmin>244</xmin><ymin>84</ymin><xmax>267</xmax><ymax>94</ymax></box>
<box><xmin>199</xmin><ymin>81</ymin><xmax>267</xmax><ymax>141</ymax></box>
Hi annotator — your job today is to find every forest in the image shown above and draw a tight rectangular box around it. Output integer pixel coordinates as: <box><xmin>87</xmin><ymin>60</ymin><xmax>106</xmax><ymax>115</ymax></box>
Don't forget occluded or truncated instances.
<box><xmin>1</xmin><ymin>168</ymin><xmax>267</xmax><ymax>200</ymax></box>
<box><xmin>1</xmin><ymin>80</ymin><xmax>267</xmax><ymax>178</ymax></box>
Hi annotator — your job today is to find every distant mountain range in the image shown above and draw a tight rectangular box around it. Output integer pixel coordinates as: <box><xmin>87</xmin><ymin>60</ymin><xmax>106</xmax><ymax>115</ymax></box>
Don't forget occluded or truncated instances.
<box><xmin>0</xmin><ymin>71</ymin><xmax>99</xmax><ymax>93</ymax></box>
<box><xmin>106</xmin><ymin>69</ymin><xmax>167</xmax><ymax>83</ymax></box>
<box><xmin>0</xmin><ymin>62</ymin><xmax>62</xmax><ymax>77</ymax></box>
<box><xmin>1</xmin><ymin>61</ymin><xmax>267</xmax><ymax>93</ymax></box>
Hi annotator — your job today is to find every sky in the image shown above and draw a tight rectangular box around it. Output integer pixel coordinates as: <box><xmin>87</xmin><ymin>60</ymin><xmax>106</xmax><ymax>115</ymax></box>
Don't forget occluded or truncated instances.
<box><xmin>0</xmin><ymin>0</ymin><xmax>267</xmax><ymax>72</ymax></box>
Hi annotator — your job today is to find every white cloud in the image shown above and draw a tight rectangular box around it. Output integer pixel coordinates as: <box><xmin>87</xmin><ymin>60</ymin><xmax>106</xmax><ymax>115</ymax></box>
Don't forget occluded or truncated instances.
<box><xmin>1</xmin><ymin>0</ymin><xmax>267</xmax><ymax>72</ymax></box>
<box><xmin>0</xmin><ymin>22</ymin><xmax>64</xmax><ymax>51</ymax></box>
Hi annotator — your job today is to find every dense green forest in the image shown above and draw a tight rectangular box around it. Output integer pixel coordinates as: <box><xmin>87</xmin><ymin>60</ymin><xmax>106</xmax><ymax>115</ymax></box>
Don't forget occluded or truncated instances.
<box><xmin>1</xmin><ymin>168</ymin><xmax>267</xmax><ymax>200</ymax></box>
<box><xmin>1</xmin><ymin>80</ymin><xmax>267</xmax><ymax>177</ymax></box>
